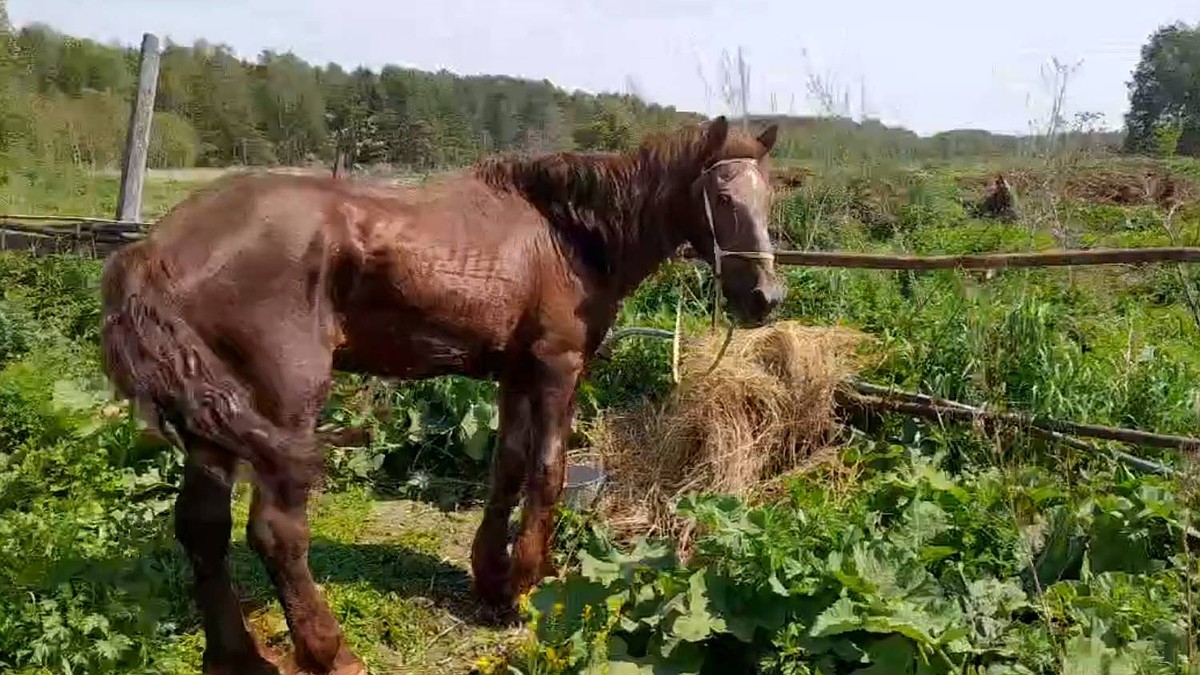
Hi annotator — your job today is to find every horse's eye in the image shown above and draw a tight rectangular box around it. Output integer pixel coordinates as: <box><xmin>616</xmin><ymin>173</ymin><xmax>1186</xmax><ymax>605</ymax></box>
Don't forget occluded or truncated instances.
<box><xmin>717</xmin><ymin>193</ymin><xmax>732</xmax><ymax>205</ymax></box>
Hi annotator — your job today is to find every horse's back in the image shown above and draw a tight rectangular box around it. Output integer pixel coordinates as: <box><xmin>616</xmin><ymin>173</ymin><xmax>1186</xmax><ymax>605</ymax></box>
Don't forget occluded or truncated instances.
<box><xmin>130</xmin><ymin>168</ymin><xmax>584</xmax><ymax>380</ymax></box>
<box><xmin>148</xmin><ymin>172</ymin><xmax>338</xmax><ymax>270</ymax></box>
<box><xmin>321</xmin><ymin>175</ymin><xmax>565</xmax><ymax>378</ymax></box>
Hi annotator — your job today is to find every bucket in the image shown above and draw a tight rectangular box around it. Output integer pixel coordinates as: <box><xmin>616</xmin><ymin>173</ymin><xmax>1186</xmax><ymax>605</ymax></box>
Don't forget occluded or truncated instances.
<box><xmin>506</xmin><ymin>462</ymin><xmax>609</xmax><ymax>546</ymax></box>
<box><xmin>562</xmin><ymin>462</ymin><xmax>608</xmax><ymax>511</ymax></box>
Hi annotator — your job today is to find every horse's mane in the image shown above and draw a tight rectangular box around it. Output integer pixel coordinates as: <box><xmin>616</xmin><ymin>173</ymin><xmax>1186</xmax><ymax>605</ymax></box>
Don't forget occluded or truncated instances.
<box><xmin>474</xmin><ymin>122</ymin><xmax>764</xmax><ymax>277</ymax></box>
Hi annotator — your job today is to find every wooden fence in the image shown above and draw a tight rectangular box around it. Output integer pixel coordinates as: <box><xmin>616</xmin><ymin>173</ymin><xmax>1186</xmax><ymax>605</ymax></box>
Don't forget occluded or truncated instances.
<box><xmin>6</xmin><ymin>212</ymin><xmax>1200</xmax><ymax>272</ymax></box>
<box><xmin>0</xmin><ymin>217</ymin><xmax>145</xmax><ymax>257</ymax></box>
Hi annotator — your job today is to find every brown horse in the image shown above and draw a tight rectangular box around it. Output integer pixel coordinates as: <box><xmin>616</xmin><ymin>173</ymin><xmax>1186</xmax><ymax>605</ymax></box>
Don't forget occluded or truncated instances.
<box><xmin>98</xmin><ymin>115</ymin><xmax>783</xmax><ymax>675</ymax></box>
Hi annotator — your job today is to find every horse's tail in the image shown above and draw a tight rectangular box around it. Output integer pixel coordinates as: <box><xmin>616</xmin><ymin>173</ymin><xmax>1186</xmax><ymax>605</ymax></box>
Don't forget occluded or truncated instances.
<box><xmin>99</xmin><ymin>244</ymin><xmax>306</xmax><ymax>483</ymax></box>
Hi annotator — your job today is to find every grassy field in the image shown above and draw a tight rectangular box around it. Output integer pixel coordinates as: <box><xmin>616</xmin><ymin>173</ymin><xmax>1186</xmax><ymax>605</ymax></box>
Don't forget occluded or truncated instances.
<box><xmin>1</xmin><ymin>155</ymin><xmax>1199</xmax><ymax>674</ymax></box>
<box><xmin>0</xmin><ymin>166</ymin><xmax>456</xmax><ymax>222</ymax></box>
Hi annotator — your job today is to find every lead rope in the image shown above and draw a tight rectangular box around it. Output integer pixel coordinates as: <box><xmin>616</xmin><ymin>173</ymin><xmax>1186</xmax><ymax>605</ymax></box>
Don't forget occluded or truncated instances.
<box><xmin>701</xmin><ymin>180</ymin><xmax>736</xmax><ymax>377</ymax></box>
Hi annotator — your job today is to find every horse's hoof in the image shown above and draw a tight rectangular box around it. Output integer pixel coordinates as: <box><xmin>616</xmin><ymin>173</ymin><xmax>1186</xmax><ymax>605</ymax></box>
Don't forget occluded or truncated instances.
<box><xmin>276</xmin><ymin>646</ymin><xmax>367</xmax><ymax>675</ymax></box>
<box><xmin>203</xmin><ymin>650</ymin><xmax>281</xmax><ymax>675</ymax></box>
<box><xmin>471</xmin><ymin>576</ymin><xmax>514</xmax><ymax>610</ymax></box>
<box><xmin>332</xmin><ymin>647</ymin><xmax>368</xmax><ymax>675</ymax></box>
<box><xmin>475</xmin><ymin>600</ymin><xmax>518</xmax><ymax>629</ymax></box>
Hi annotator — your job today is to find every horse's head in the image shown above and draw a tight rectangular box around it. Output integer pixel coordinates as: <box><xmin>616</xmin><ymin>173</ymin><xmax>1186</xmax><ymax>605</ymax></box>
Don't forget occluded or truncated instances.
<box><xmin>686</xmin><ymin>116</ymin><xmax>785</xmax><ymax>327</ymax></box>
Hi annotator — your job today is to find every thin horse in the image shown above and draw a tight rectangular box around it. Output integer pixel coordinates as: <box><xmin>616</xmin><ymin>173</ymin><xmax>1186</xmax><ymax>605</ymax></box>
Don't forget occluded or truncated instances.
<box><xmin>98</xmin><ymin>115</ymin><xmax>783</xmax><ymax>675</ymax></box>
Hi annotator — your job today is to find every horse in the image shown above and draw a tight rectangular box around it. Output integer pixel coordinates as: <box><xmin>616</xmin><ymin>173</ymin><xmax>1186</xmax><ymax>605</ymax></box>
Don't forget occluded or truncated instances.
<box><xmin>98</xmin><ymin>114</ymin><xmax>784</xmax><ymax>675</ymax></box>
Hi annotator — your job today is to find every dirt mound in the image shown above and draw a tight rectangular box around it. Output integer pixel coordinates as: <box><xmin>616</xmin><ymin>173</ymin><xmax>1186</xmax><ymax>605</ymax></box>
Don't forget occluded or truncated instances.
<box><xmin>770</xmin><ymin>166</ymin><xmax>813</xmax><ymax>191</ymax></box>
<box><xmin>956</xmin><ymin>164</ymin><xmax>1195</xmax><ymax>208</ymax></box>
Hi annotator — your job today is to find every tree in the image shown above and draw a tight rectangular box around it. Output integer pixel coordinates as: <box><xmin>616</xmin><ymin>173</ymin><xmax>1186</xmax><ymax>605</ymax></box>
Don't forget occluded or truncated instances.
<box><xmin>0</xmin><ymin>0</ymin><xmax>13</xmax><ymax>77</ymax></box>
<box><xmin>189</xmin><ymin>43</ymin><xmax>273</xmax><ymax>165</ymax></box>
<box><xmin>252</xmin><ymin>51</ymin><xmax>327</xmax><ymax>164</ymax></box>
<box><xmin>1123</xmin><ymin>22</ymin><xmax>1200</xmax><ymax>156</ymax></box>
<box><xmin>574</xmin><ymin>98</ymin><xmax>638</xmax><ymax>151</ymax></box>
<box><xmin>14</xmin><ymin>24</ymin><xmax>63</xmax><ymax>94</ymax></box>
<box><xmin>518</xmin><ymin>97</ymin><xmax>571</xmax><ymax>153</ymax></box>
<box><xmin>0</xmin><ymin>0</ymin><xmax>10</xmax><ymax>51</ymax></box>
<box><xmin>482</xmin><ymin>89</ymin><xmax>519</xmax><ymax>151</ymax></box>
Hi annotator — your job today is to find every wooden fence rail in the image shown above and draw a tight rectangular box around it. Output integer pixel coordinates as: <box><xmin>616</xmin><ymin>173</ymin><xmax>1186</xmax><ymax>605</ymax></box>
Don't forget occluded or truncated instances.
<box><xmin>0</xmin><ymin>218</ymin><xmax>145</xmax><ymax>257</ymax></box>
<box><xmin>769</xmin><ymin>247</ymin><xmax>1200</xmax><ymax>270</ymax></box>
<box><xmin>5</xmin><ymin>214</ymin><xmax>1200</xmax><ymax>272</ymax></box>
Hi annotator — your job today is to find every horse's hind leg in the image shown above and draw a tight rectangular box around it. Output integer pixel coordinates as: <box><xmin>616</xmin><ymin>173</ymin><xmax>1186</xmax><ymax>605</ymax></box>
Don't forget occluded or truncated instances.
<box><xmin>241</xmin><ymin>360</ymin><xmax>363</xmax><ymax>675</ymax></box>
<box><xmin>176</xmin><ymin>439</ymin><xmax>275</xmax><ymax>675</ymax></box>
<box><xmin>247</xmin><ymin>477</ymin><xmax>361</xmax><ymax>675</ymax></box>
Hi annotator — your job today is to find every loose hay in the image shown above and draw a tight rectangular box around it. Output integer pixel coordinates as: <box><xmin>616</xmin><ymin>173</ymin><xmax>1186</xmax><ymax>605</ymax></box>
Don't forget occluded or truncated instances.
<box><xmin>587</xmin><ymin>321</ymin><xmax>871</xmax><ymax>543</ymax></box>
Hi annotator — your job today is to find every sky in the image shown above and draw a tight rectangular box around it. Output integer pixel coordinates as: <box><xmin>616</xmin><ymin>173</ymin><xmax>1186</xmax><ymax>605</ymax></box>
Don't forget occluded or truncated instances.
<box><xmin>7</xmin><ymin>0</ymin><xmax>1197</xmax><ymax>136</ymax></box>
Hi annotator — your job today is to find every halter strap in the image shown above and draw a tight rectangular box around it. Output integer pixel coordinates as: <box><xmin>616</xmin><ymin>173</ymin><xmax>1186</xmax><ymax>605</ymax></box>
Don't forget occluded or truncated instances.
<box><xmin>698</xmin><ymin>157</ymin><xmax>775</xmax><ymax>330</ymax></box>
<box><xmin>698</xmin><ymin>157</ymin><xmax>776</xmax><ymax>279</ymax></box>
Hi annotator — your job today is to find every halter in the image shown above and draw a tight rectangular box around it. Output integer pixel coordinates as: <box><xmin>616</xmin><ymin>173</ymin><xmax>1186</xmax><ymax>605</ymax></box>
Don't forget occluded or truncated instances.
<box><xmin>698</xmin><ymin>157</ymin><xmax>777</xmax><ymax>279</ymax></box>
<box><xmin>694</xmin><ymin>157</ymin><xmax>776</xmax><ymax>375</ymax></box>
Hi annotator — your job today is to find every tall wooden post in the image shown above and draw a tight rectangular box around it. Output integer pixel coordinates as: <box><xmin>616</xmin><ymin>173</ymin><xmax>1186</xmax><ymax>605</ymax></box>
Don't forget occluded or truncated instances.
<box><xmin>116</xmin><ymin>33</ymin><xmax>161</xmax><ymax>223</ymax></box>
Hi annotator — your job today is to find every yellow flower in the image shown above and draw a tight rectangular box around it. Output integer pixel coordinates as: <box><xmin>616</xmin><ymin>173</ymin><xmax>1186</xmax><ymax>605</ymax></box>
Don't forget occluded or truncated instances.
<box><xmin>582</xmin><ymin>605</ymin><xmax>593</xmax><ymax>620</ymax></box>
<box><xmin>553</xmin><ymin>602</ymin><xmax>565</xmax><ymax>615</ymax></box>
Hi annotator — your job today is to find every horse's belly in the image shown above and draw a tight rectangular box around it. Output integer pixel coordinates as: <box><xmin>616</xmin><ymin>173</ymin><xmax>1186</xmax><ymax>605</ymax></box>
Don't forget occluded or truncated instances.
<box><xmin>331</xmin><ymin>311</ymin><xmax>503</xmax><ymax>380</ymax></box>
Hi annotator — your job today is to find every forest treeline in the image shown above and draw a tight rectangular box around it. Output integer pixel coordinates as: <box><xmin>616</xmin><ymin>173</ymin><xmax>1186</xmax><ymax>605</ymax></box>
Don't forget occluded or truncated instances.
<box><xmin>0</xmin><ymin>21</ymin><xmax>702</xmax><ymax>170</ymax></box>
<box><xmin>1</xmin><ymin>9</ymin><xmax>1196</xmax><ymax>173</ymax></box>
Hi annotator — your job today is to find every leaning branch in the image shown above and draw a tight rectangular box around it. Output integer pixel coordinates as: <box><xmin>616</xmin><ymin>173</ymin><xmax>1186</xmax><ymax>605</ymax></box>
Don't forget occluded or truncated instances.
<box><xmin>840</xmin><ymin>383</ymin><xmax>1200</xmax><ymax>453</ymax></box>
<box><xmin>847</xmin><ymin>381</ymin><xmax>1180</xmax><ymax>476</ymax></box>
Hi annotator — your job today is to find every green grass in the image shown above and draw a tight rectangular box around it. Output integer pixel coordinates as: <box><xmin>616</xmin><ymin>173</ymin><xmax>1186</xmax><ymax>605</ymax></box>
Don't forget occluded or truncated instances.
<box><xmin>1</xmin><ymin>156</ymin><xmax>1199</xmax><ymax>674</ymax></box>
<box><xmin>224</xmin><ymin>489</ymin><xmax>518</xmax><ymax>673</ymax></box>
<box><xmin>0</xmin><ymin>166</ymin><xmax>208</xmax><ymax>221</ymax></box>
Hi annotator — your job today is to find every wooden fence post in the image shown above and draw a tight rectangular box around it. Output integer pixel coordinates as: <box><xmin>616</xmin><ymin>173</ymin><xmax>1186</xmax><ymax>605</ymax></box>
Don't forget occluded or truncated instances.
<box><xmin>116</xmin><ymin>32</ymin><xmax>161</xmax><ymax>224</ymax></box>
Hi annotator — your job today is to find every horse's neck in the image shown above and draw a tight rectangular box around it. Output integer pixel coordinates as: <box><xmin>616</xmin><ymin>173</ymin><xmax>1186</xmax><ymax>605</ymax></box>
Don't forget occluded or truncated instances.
<box><xmin>610</xmin><ymin>231</ymin><xmax>683</xmax><ymax>298</ymax></box>
<box><xmin>482</xmin><ymin>151</ymin><xmax>692</xmax><ymax>297</ymax></box>
<box><xmin>607</xmin><ymin>176</ymin><xmax>690</xmax><ymax>298</ymax></box>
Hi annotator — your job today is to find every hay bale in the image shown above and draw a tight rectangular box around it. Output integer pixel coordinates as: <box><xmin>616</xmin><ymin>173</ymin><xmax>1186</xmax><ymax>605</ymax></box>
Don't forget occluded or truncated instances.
<box><xmin>586</xmin><ymin>321</ymin><xmax>870</xmax><ymax>542</ymax></box>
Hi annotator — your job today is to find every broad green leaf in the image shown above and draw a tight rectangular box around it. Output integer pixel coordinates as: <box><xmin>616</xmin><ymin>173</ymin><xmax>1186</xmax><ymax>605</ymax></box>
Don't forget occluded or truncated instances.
<box><xmin>1061</xmin><ymin>635</ymin><xmax>1137</xmax><ymax>675</ymax></box>
<box><xmin>811</xmin><ymin>596</ymin><xmax>861</xmax><ymax>637</ymax></box>
<box><xmin>667</xmin><ymin>569</ymin><xmax>726</xmax><ymax>643</ymax></box>
<box><xmin>1086</xmin><ymin>512</ymin><xmax>1153</xmax><ymax>575</ymax></box>
<box><xmin>768</xmin><ymin>572</ymin><xmax>789</xmax><ymax>596</ymax></box>
<box><xmin>458</xmin><ymin>407</ymin><xmax>478</xmax><ymax>441</ymax></box>
<box><xmin>705</xmin><ymin>572</ymin><xmax>785</xmax><ymax>641</ymax></box>
<box><xmin>601</xmin><ymin>636</ymin><xmax>703</xmax><ymax>675</ymax></box>
<box><xmin>580</xmin><ymin>550</ymin><xmax>623</xmax><ymax>583</ymax></box>
<box><xmin>851</xmin><ymin>635</ymin><xmax>916</xmax><ymax>675</ymax></box>
<box><xmin>459</xmin><ymin>402</ymin><xmax>496</xmax><ymax>461</ymax></box>
<box><xmin>919</xmin><ymin>546</ymin><xmax>957</xmax><ymax>565</ymax></box>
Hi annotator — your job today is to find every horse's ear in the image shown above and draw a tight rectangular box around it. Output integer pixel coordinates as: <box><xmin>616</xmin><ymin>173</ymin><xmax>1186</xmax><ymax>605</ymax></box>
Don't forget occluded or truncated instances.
<box><xmin>700</xmin><ymin>115</ymin><xmax>729</xmax><ymax>162</ymax></box>
<box><xmin>757</xmin><ymin>124</ymin><xmax>779</xmax><ymax>155</ymax></box>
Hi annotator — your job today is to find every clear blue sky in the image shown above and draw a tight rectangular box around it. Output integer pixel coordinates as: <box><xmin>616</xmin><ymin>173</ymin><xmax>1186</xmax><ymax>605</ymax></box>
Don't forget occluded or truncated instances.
<box><xmin>8</xmin><ymin>0</ymin><xmax>1197</xmax><ymax>136</ymax></box>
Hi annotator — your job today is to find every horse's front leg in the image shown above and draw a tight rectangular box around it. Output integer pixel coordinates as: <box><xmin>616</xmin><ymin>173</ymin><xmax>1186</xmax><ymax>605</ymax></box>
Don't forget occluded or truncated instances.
<box><xmin>470</xmin><ymin>382</ymin><xmax>532</xmax><ymax>607</ymax></box>
<box><xmin>509</xmin><ymin>350</ymin><xmax>582</xmax><ymax>598</ymax></box>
